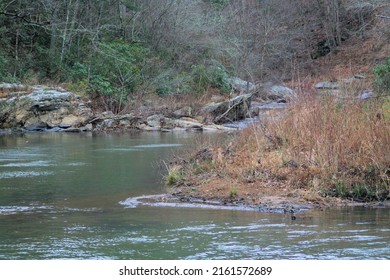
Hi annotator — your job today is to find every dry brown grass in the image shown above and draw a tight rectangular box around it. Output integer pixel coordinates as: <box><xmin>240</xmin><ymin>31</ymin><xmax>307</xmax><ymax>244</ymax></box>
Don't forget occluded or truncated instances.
<box><xmin>169</xmin><ymin>92</ymin><xmax>390</xmax><ymax>203</ymax></box>
<box><xmin>257</xmin><ymin>94</ymin><xmax>390</xmax><ymax>200</ymax></box>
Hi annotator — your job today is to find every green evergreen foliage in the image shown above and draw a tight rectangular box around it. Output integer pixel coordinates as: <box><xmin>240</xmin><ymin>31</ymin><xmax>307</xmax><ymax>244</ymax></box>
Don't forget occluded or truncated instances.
<box><xmin>191</xmin><ymin>64</ymin><xmax>231</xmax><ymax>94</ymax></box>
<box><xmin>373</xmin><ymin>57</ymin><xmax>390</xmax><ymax>94</ymax></box>
<box><xmin>154</xmin><ymin>63</ymin><xmax>230</xmax><ymax>96</ymax></box>
<box><xmin>209</xmin><ymin>66</ymin><xmax>231</xmax><ymax>93</ymax></box>
<box><xmin>62</xmin><ymin>41</ymin><xmax>150</xmax><ymax>111</ymax></box>
<box><xmin>0</xmin><ymin>54</ymin><xmax>10</xmax><ymax>81</ymax></box>
<box><xmin>154</xmin><ymin>71</ymin><xmax>193</xmax><ymax>96</ymax></box>
<box><xmin>89</xmin><ymin>41</ymin><xmax>148</xmax><ymax>95</ymax></box>
<box><xmin>206</xmin><ymin>0</ymin><xmax>229</xmax><ymax>9</ymax></box>
<box><xmin>191</xmin><ymin>64</ymin><xmax>210</xmax><ymax>93</ymax></box>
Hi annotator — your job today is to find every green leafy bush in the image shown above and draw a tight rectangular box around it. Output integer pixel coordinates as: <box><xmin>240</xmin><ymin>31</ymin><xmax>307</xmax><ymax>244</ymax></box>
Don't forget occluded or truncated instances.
<box><xmin>373</xmin><ymin>57</ymin><xmax>390</xmax><ymax>94</ymax></box>
<box><xmin>66</xmin><ymin>79</ymin><xmax>89</xmax><ymax>97</ymax></box>
<box><xmin>90</xmin><ymin>40</ymin><xmax>148</xmax><ymax>94</ymax></box>
<box><xmin>64</xmin><ymin>40</ymin><xmax>150</xmax><ymax>112</ymax></box>
<box><xmin>0</xmin><ymin>54</ymin><xmax>17</xmax><ymax>82</ymax></box>
<box><xmin>191</xmin><ymin>64</ymin><xmax>210</xmax><ymax>93</ymax></box>
<box><xmin>209</xmin><ymin>66</ymin><xmax>231</xmax><ymax>93</ymax></box>
<box><xmin>0</xmin><ymin>55</ymin><xmax>9</xmax><ymax>80</ymax></box>
<box><xmin>207</xmin><ymin>0</ymin><xmax>229</xmax><ymax>9</ymax></box>
<box><xmin>190</xmin><ymin>63</ymin><xmax>231</xmax><ymax>94</ymax></box>
<box><xmin>68</xmin><ymin>62</ymin><xmax>89</xmax><ymax>82</ymax></box>
<box><xmin>155</xmin><ymin>72</ymin><xmax>192</xmax><ymax>96</ymax></box>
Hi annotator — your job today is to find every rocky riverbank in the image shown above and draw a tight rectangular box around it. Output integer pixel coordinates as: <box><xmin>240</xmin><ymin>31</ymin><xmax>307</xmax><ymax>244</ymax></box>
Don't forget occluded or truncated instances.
<box><xmin>2</xmin><ymin>74</ymin><xmax>372</xmax><ymax>134</ymax></box>
<box><xmin>0</xmin><ymin>83</ymin><xmax>241</xmax><ymax>133</ymax></box>
<box><xmin>0</xmin><ymin>80</ymin><xmax>295</xmax><ymax>134</ymax></box>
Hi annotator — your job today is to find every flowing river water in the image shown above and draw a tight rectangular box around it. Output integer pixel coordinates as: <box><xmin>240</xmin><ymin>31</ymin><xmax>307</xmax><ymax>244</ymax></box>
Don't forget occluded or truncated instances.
<box><xmin>0</xmin><ymin>132</ymin><xmax>389</xmax><ymax>260</ymax></box>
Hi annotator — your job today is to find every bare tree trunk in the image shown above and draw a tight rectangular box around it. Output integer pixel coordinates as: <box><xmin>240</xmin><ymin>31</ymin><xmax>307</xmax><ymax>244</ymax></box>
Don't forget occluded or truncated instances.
<box><xmin>333</xmin><ymin>0</ymin><xmax>342</xmax><ymax>46</ymax></box>
<box><xmin>118</xmin><ymin>0</ymin><xmax>127</xmax><ymax>39</ymax></box>
<box><xmin>60</xmin><ymin>0</ymin><xmax>72</xmax><ymax>64</ymax></box>
<box><xmin>14</xmin><ymin>28</ymin><xmax>19</xmax><ymax>78</ymax></box>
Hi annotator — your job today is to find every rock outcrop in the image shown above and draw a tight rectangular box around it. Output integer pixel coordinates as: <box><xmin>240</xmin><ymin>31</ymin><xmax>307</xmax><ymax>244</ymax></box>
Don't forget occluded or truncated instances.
<box><xmin>314</xmin><ymin>76</ymin><xmax>374</xmax><ymax>100</ymax></box>
<box><xmin>0</xmin><ymin>86</ymin><xmax>94</xmax><ymax>132</ymax></box>
<box><xmin>202</xmin><ymin>93</ymin><xmax>252</xmax><ymax>123</ymax></box>
<box><xmin>229</xmin><ymin>77</ymin><xmax>256</xmax><ymax>93</ymax></box>
<box><xmin>256</xmin><ymin>83</ymin><xmax>295</xmax><ymax>102</ymax></box>
<box><xmin>0</xmin><ymin>84</ymin><xmax>238</xmax><ymax>133</ymax></box>
<box><xmin>315</xmin><ymin>81</ymin><xmax>340</xmax><ymax>90</ymax></box>
<box><xmin>141</xmin><ymin>114</ymin><xmax>225</xmax><ymax>131</ymax></box>
<box><xmin>91</xmin><ymin>112</ymin><xmax>141</xmax><ymax>131</ymax></box>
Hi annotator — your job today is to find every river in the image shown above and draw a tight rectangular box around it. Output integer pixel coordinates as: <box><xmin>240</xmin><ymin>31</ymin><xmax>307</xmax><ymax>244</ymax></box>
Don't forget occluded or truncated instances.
<box><xmin>0</xmin><ymin>132</ymin><xmax>389</xmax><ymax>259</ymax></box>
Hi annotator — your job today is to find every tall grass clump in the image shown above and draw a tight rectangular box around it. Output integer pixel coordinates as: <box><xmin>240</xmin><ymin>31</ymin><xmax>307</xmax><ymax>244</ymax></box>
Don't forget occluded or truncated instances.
<box><xmin>164</xmin><ymin>94</ymin><xmax>390</xmax><ymax>203</ymax></box>
<box><xmin>164</xmin><ymin>165</ymin><xmax>184</xmax><ymax>186</ymax></box>
<box><xmin>266</xmin><ymin>95</ymin><xmax>390</xmax><ymax>201</ymax></box>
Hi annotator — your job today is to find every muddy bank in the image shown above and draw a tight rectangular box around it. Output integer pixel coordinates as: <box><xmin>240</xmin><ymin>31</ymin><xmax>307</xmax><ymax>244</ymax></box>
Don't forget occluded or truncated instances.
<box><xmin>120</xmin><ymin>193</ymin><xmax>316</xmax><ymax>214</ymax></box>
<box><xmin>120</xmin><ymin>192</ymin><xmax>390</xmax><ymax>218</ymax></box>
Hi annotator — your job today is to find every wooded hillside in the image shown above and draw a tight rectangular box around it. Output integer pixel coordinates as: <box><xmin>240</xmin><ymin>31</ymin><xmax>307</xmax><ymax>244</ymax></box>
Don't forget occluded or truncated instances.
<box><xmin>1</xmin><ymin>0</ymin><xmax>389</xmax><ymax>109</ymax></box>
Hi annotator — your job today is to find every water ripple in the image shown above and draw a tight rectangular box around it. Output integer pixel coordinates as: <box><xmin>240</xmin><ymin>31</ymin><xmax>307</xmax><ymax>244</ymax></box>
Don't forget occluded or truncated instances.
<box><xmin>0</xmin><ymin>171</ymin><xmax>53</xmax><ymax>179</ymax></box>
<box><xmin>0</xmin><ymin>160</ymin><xmax>52</xmax><ymax>167</ymax></box>
<box><xmin>0</xmin><ymin>205</ymin><xmax>54</xmax><ymax>215</ymax></box>
<box><xmin>132</xmin><ymin>144</ymin><xmax>182</xmax><ymax>148</ymax></box>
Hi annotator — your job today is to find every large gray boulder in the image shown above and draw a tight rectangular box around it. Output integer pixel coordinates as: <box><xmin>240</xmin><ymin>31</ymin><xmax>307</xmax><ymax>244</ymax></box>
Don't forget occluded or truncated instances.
<box><xmin>0</xmin><ymin>83</ymin><xmax>26</xmax><ymax>98</ymax></box>
<box><xmin>269</xmin><ymin>85</ymin><xmax>294</xmax><ymax>100</ymax></box>
<box><xmin>229</xmin><ymin>77</ymin><xmax>256</xmax><ymax>93</ymax></box>
<box><xmin>256</xmin><ymin>83</ymin><xmax>294</xmax><ymax>101</ymax></box>
<box><xmin>174</xmin><ymin>118</ymin><xmax>203</xmax><ymax>129</ymax></box>
<box><xmin>22</xmin><ymin>89</ymin><xmax>72</xmax><ymax>111</ymax></box>
<box><xmin>92</xmin><ymin>112</ymin><xmax>140</xmax><ymax>131</ymax></box>
<box><xmin>146</xmin><ymin>114</ymin><xmax>177</xmax><ymax>130</ymax></box>
<box><xmin>202</xmin><ymin>93</ymin><xmax>252</xmax><ymax>123</ymax></box>
<box><xmin>172</xmin><ymin>106</ymin><xmax>193</xmax><ymax>118</ymax></box>
<box><xmin>315</xmin><ymin>82</ymin><xmax>340</xmax><ymax>90</ymax></box>
<box><xmin>0</xmin><ymin>87</ymin><xmax>93</xmax><ymax>131</ymax></box>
